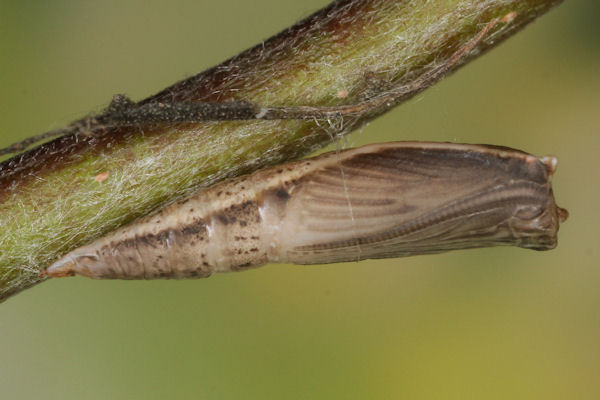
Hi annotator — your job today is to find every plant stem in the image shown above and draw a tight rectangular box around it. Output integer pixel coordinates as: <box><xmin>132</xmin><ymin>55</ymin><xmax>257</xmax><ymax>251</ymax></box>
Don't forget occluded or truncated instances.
<box><xmin>0</xmin><ymin>0</ymin><xmax>563</xmax><ymax>302</ymax></box>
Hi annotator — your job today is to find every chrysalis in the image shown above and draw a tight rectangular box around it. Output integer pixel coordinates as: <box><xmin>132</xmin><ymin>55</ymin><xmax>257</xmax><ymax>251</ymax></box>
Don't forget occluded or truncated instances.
<box><xmin>45</xmin><ymin>142</ymin><xmax>567</xmax><ymax>279</ymax></box>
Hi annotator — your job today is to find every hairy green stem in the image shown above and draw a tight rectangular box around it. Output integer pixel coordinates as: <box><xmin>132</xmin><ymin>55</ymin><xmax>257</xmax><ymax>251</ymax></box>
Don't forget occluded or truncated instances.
<box><xmin>0</xmin><ymin>0</ymin><xmax>562</xmax><ymax>302</ymax></box>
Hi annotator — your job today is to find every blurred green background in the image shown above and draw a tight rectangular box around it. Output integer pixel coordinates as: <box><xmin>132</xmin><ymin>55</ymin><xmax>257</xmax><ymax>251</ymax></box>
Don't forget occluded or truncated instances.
<box><xmin>0</xmin><ymin>0</ymin><xmax>598</xmax><ymax>399</ymax></box>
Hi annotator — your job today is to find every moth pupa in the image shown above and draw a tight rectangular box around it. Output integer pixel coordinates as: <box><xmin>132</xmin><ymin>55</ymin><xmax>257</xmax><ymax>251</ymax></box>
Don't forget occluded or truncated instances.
<box><xmin>45</xmin><ymin>142</ymin><xmax>568</xmax><ymax>279</ymax></box>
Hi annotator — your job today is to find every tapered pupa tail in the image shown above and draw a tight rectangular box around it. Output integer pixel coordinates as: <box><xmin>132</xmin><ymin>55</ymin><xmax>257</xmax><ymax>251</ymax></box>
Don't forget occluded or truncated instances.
<box><xmin>43</xmin><ymin>256</ymin><xmax>78</xmax><ymax>278</ymax></box>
